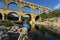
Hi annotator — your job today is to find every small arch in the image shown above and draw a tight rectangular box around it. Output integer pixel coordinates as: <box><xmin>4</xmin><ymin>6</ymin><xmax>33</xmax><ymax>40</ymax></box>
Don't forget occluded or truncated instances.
<box><xmin>22</xmin><ymin>6</ymin><xmax>31</xmax><ymax>13</ymax></box>
<box><xmin>0</xmin><ymin>13</ymin><xmax>2</xmax><ymax>20</ymax></box>
<box><xmin>34</xmin><ymin>8</ymin><xmax>39</xmax><ymax>14</ymax></box>
<box><xmin>42</xmin><ymin>10</ymin><xmax>45</xmax><ymax>13</ymax></box>
<box><xmin>7</xmin><ymin>12</ymin><xmax>19</xmax><ymax>21</ymax></box>
<box><xmin>0</xmin><ymin>1</ymin><xmax>4</xmax><ymax>8</ymax></box>
<box><xmin>35</xmin><ymin>15</ymin><xmax>39</xmax><ymax>21</ymax></box>
<box><xmin>8</xmin><ymin>2</ymin><xmax>19</xmax><ymax>10</ymax></box>
<box><xmin>22</xmin><ymin>14</ymin><xmax>31</xmax><ymax>23</ymax></box>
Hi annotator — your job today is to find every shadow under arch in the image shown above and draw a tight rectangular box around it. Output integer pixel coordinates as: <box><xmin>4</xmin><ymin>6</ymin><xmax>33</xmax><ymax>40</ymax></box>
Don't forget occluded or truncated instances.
<box><xmin>35</xmin><ymin>15</ymin><xmax>40</xmax><ymax>21</ymax></box>
<box><xmin>35</xmin><ymin>25</ymin><xmax>39</xmax><ymax>30</ymax></box>
<box><xmin>7</xmin><ymin>12</ymin><xmax>19</xmax><ymax>21</ymax></box>
<box><xmin>0</xmin><ymin>13</ymin><xmax>2</xmax><ymax>20</ymax></box>
<box><xmin>22</xmin><ymin>6</ymin><xmax>31</xmax><ymax>13</ymax></box>
<box><xmin>8</xmin><ymin>2</ymin><xmax>19</xmax><ymax>10</ymax></box>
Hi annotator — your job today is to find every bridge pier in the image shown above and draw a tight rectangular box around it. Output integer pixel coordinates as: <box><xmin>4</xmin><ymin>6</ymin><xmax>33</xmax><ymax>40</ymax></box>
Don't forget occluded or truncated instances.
<box><xmin>19</xmin><ymin>16</ymin><xmax>21</xmax><ymax>21</ymax></box>
<box><xmin>30</xmin><ymin>15</ymin><xmax>36</xmax><ymax>32</ymax></box>
<box><xmin>39</xmin><ymin>8</ymin><xmax>43</xmax><ymax>14</ymax></box>
<box><xmin>2</xmin><ymin>14</ymin><xmax>4</xmax><ymax>20</ymax></box>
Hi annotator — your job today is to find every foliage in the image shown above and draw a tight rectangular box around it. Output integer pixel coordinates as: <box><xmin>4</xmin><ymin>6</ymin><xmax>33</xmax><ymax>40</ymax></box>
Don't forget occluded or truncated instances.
<box><xmin>2</xmin><ymin>21</ymin><xmax>11</xmax><ymax>27</ymax></box>
<box><xmin>39</xmin><ymin>10</ymin><xmax>60</xmax><ymax>22</ymax></box>
<box><xmin>23</xmin><ymin>17</ymin><xmax>30</xmax><ymax>24</ymax></box>
<box><xmin>40</xmin><ymin>12</ymin><xmax>47</xmax><ymax>22</ymax></box>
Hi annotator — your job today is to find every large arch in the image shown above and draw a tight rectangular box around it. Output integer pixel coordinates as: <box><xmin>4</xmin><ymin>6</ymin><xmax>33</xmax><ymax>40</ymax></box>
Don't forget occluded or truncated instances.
<box><xmin>7</xmin><ymin>12</ymin><xmax>19</xmax><ymax>21</ymax></box>
<box><xmin>22</xmin><ymin>14</ymin><xmax>31</xmax><ymax>31</ymax></box>
<box><xmin>8</xmin><ymin>2</ymin><xmax>19</xmax><ymax>10</ymax></box>
<box><xmin>34</xmin><ymin>8</ymin><xmax>39</xmax><ymax>14</ymax></box>
<box><xmin>0</xmin><ymin>13</ymin><xmax>2</xmax><ymax>20</ymax></box>
<box><xmin>22</xmin><ymin>6</ymin><xmax>31</xmax><ymax>13</ymax></box>
<box><xmin>0</xmin><ymin>1</ymin><xmax>4</xmax><ymax>8</ymax></box>
<box><xmin>22</xmin><ymin>14</ymin><xmax>31</xmax><ymax>23</ymax></box>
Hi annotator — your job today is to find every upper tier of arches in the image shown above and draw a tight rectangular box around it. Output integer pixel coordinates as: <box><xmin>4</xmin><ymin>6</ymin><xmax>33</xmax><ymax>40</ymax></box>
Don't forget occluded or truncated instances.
<box><xmin>0</xmin><ymin>1</ymin><xmax>51</xmax><ymax>14</ymax></box>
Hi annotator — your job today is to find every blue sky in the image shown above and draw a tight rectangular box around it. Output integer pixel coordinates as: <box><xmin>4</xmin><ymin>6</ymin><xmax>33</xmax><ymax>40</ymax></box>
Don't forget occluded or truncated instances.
<box><xmin>26</xmin><ymin>0</ymin><xmax>60</xmax><ymax>10</ymax></box>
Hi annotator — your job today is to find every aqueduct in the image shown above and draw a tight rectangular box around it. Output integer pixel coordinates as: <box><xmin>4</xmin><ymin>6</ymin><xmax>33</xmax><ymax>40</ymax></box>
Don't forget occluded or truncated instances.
<box><xmin>0</xmin><ymin>0</ymin><xmax>53</xmax><ymax>21</ymax></box>
<box><xmin>0</xmin><ymin>0</ymin><xmax>53</xmax><ymax>30</ymax></box>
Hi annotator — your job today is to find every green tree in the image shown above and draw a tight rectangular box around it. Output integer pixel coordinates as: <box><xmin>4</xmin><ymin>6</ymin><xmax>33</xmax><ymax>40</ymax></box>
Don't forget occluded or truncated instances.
<box><xmin>40</xmin><ymin>12</ymin><xmax>47</xmax><ymax>22</ymax></box>
<box><xmin>39</xmin><ymin>10</ymin><xmax>60</xmax><ymax>22</ymax></box>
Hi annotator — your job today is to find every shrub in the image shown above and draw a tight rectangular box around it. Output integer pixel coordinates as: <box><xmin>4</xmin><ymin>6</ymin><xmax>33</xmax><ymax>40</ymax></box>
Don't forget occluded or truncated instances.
<box><xmin>3</xmin><ymin>21</ymin><xmax>11</xmax><ymax>27</ymax></box>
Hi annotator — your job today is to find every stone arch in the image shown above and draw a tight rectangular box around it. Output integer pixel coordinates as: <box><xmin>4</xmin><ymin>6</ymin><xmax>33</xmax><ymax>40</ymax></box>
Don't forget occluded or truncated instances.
<box><xmin>7</xmin><ymin>12</ymin><xmax>19</xmax><ymax>21</ymax></box>
<box><xmin>35</xmin><ymin>15</ymin><xmax>40</xmax><ymax>21</ymax></box>
<box><xmin>22</xmin><ymin>14</ymin><xmax>31</xmax><ymax>22</ymax></box>
<box><xmin>22</xmin><ymin>6</ymin><xmax>31</xmax><ymax>13</ymax></box>
<box><xmin>34</xmin><ymin>8</ymin><xmax>39</xmax><ymax>14</ymax></box>
<box><xmin>8</xmin><ymin>2</ymin><xmax>19</xmax><ymax>10</ymax></box>
<box><xmin>0</xmin><ymin>1</ymin><xmax>4</xmax><ymax>8</ymax></box>
<box><xmin>22</xmin><ymin>14</ymin><xmax>31</xmax><ymax>31</ymax></box>
<box><xmin>42</xmin><ymin>10</ymin><xmax>45</xmax><ymax>13</ymax></box>
<box><xmin>0</xmin><ymin>13</ymin><xmax>2</xmax><ymax>20</ymax></box>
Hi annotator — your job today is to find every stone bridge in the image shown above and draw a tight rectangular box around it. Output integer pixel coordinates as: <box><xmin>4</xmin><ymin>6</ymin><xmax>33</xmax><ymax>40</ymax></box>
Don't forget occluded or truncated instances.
<box><xmin>0</xmin><ymin>0</ymin><xmax>53</xmax><ymax>31</ymax></box>
<box><xmin>0</xmin><ymin>0</ymin><xmax>53</xmax><ymax>21</ymax></box>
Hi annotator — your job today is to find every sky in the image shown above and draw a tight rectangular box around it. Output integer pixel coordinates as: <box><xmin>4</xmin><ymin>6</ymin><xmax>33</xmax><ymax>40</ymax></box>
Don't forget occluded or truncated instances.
<box><xmin>26</xmin><ymin>0</ymin><xmax>60</xmax><ymax>10</ymax></box>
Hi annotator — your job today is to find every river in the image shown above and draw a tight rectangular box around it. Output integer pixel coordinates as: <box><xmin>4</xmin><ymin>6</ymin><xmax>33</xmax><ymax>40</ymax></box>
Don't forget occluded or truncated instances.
<box><xmin>23</xmin><ymin>22</ymin><xmax>60</xmax><ymax>40</ymax></box>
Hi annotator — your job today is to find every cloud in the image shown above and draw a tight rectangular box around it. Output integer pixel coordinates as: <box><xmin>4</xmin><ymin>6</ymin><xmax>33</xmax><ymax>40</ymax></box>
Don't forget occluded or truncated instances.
<box><xmin>54</xmin><ymin>3</ymin><xmax>60</xmax><ymax>9</ymax></box>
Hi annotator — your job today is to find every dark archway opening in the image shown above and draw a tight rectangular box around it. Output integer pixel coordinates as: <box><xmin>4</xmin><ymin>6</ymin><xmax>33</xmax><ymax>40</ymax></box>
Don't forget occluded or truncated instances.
<box><xmin>35</xmin><ymin>15</ymin><xmax>39</xmax><ymax>21</ymax></box>
<box><xmin>35</xmin><ymin>25</ymin><xmax>39</xmax><ymax>30</ymax></box>
<box><xmin>0</xmin><ymin>13</ymin><xmax>2</xmax><ymax>20</ymax></box>
<box><xmin>4</xmin><ymin>14</ymin><xmax>6</xmax><ymax>20</ymax></box>
<box><xmin>7</xmin><ymin>12</ymin><xmax>19</xmax><ymax>21</ymax></box>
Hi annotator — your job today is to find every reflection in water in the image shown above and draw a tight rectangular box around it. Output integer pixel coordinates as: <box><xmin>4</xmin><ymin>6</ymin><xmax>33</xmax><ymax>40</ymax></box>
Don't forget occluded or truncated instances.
<box><xmin>1</xmin><ymin>21</ymin><xmax>59</xmax><ymax>40</ymax></box>
<box><xmin>23</xmin><ymin>22</ymin><xmax>58</xmax><ymax>40</ymax></box>
<box><xmin>23</xmin><ymin>22</ymin><xmax>31</xmax><ymax>31</ymax></box>
<box><xmin>43</xmin><ymin>36</ymin><xmax>56</xmax><ymax>40</ymax></box>
<box><xmin>33</xmin><ymin>32</ymin><xmax>38</xmax><ymax>37</ymax></box>
<box><xmin>8</xmin><ymin>33</ymin><xmax>20</xmax><ymax>40</ymax></box>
